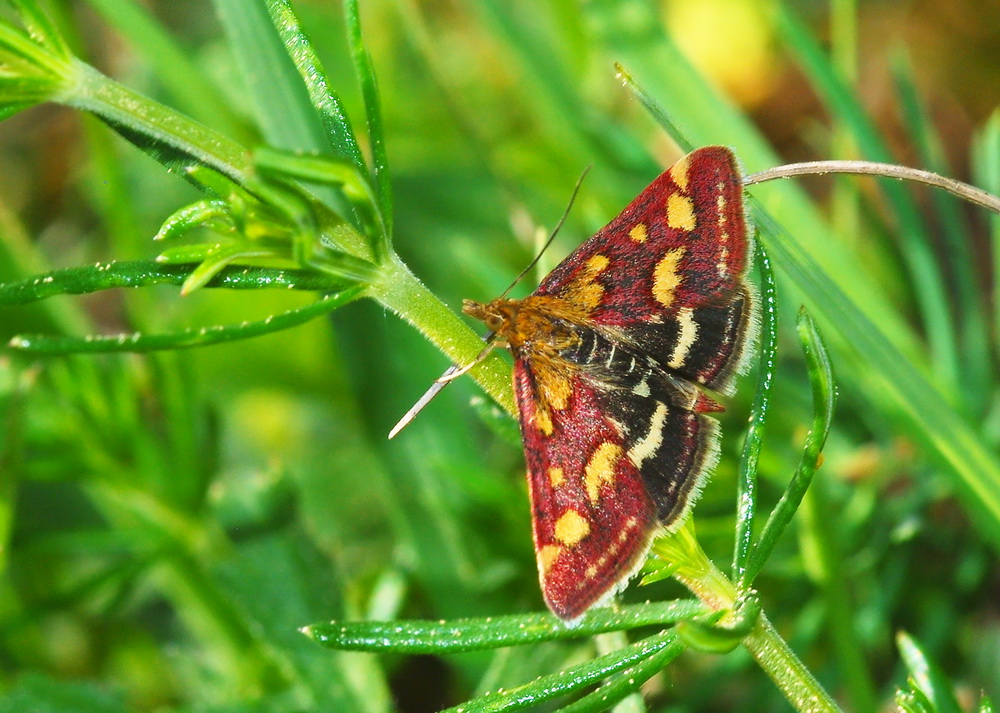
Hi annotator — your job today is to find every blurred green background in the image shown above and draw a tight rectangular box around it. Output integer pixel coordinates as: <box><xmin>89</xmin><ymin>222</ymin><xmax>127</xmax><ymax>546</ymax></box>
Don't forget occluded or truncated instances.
<box><xmin>0</xmin><ymin>0</ymin><xmax>998</xmax><ymax>711</ymax></box>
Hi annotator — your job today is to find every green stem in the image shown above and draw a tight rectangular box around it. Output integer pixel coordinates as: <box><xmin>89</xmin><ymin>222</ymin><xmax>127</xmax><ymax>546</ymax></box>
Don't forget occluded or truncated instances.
<box><xmin>370</xmin><ymin>257</ymin><xmax>516</xmax><ymax>418</ymax></box>
<box><xmin>661</xmin><ymin>529</ymin><xmax>842</xmax><ymax>713</ymax></box>
<box><xmin>743</xmin><ymin>614</ymin><xmax>841</xmax><ymax>713</ymax></box>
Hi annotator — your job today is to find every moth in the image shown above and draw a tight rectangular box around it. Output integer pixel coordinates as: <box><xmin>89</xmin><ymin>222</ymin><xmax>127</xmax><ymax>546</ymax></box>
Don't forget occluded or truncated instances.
<box><xmin>462</xmin><ymin>146</ymin><xmax>757</xmax><ymax>620</ymax></box>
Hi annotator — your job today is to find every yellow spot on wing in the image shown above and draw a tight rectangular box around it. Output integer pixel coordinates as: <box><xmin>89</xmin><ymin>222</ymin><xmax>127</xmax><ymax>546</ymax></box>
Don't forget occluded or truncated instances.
<box><xmin>629</xmin><ymin>223</ymin><xmax>647</xmax><ymax>242</ymax></box>
<box><xmin>548</xmin><ymin>466</ymin><xmax>565</xmax><ymax>488</ymax></box>
<box><xmin>668</xmin><ymin>307</ymin><xmax>699</xmax><ymax>369</ymax></box>
<box><xmin>560</xmin><ymin>254</ymin><xmax>609</xmax><ymax>313</ymax></box>
<box><xmin>652</xmin><ymin>248</ymin><xmax>686</xmax><ymax>308</ymax></box>
<box><xmin>586</xmin><ymin>254</ymin><xmax>610</xmax><ymax>272</ymax></box>
<box><xmin>532</xmin><ymin>361</ymin><xmax>573</xmax><ymax>435</ymax></box>
<box><xmin>585</xmin><ymin>441</ymin><xmax>623</xmax><ymax>504</ymax></box>
<box><xmin>534</xmin><ymin>409</ymin><xmax>554</xmax><ymax>436</ymax></box>
<box><xmin>666</xmin><ymin>193</ymin><xmax>696</xmax><ymax>231</ymax></box>
<box><xmin>538</xmin><ymin>545</ymin><xmax>561</xmax><ymax>575</ymax></box>
<box><xmin>554</xmin><ymin>509</ymin><xmax>591</xmax><ymax>546</ymax></box>
<box><xmin>669</xmin><ymin>154</ymin><xmax>691</xmax><ymax>192</ymax></box>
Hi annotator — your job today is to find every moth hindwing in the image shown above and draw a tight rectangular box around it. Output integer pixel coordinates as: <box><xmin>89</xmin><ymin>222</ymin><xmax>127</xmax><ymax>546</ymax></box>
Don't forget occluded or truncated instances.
<box><xmin>463</xmin><ymin>146</ymin><xmax>757</xmax><ymax>621</ymax></box>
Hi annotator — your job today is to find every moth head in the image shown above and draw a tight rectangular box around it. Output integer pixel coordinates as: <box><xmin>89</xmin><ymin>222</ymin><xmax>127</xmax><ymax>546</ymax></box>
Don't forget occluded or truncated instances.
<box><xmin>463</xmin><ymin>298</ymin><xmax>514</xmax><ymax>333</ymax></box>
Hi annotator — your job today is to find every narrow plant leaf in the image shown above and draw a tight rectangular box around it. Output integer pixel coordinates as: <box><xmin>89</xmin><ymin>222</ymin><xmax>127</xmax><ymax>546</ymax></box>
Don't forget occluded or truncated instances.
<box><xmin>0</xmin><ymin>15</ymin><xmax>69</xmax><ymax>76</ymax></box>
<box><xmin>896</xmin><ymin>685</ymin><xmax>936</xmax><ymax>713</ymax></box>
<box><xmin>344</xmin><ymin>0</ymin><xmax>393</xmax><ymax>247</ymax></box>
<box><xmin>253</xmin><ymin>148</ymin><xmax>378</xmax><ymax>211</ymax></box>
<box><xmin>553</xmin><ymin>635</ymin><xmax>685</xmax><ymax>713</ymax></box>
<box><xmin>154</xmin><ymin>200</ymin><xmax>233</xmax><ymax>241</ymax></box>
<box><xmin>155</xmin><ymin>243</ymin><xmax>228</xmax><ymax>265</ymax></box>
<box><xmin>897</xmin><ymin>631</ymin><xmax>963</xmax><ymax>713</ymax></box>
<box><xmin>303</xmin><ymin>600</ymin><xmax>705</xmax><ymax>654</ymax></box>
<box><xmin>0</xmin><ymin>262</ymin><xmax>345</xmax><ymax>305</ymax></box>
<box><xmin>212</xmin><ymin>0</ymin><xmax>327</xmax><ymax>154</ymax></box>
<box><xmin>972</xmin><ymin>111</ymin><xmax>1000</xmax><ymax>369</ymax></box>
<box><xmin>64</xmin><ymin>63</ymin><xmax>252</xmax><ymax>186</ymax></box>
<box><xmin>7</xmin><ymin>287</ymin><xmax>364</xmax><ymax>354</ymax></box>
<box><xmin>10</xmin><ymin>0</ymin><xmax>71</xmax><ymax>60</ymax></box>
<box><xmin>732</xmin><ymin>241</ymin><xmax>778</xmax><ymax>583</ymax></box>
<box><xmin>263</xmin><ymin>0</ymin><xmax>364</xmax><ymax>170</ymax></box>
<box><xmin>176</xmin><ymin>245</ymin><xmax>279</xmax><ymax>295</ymax></box>
<box><xmin>82</xmin><ymin>0</ymin><xmax>248</xmax><ymax>141</ymax></box>
<box><xmin>214</xmin><ymin>0</ymin><xmax>365</xmax><ymax>239</ymax></box>
<box><xmin>743</xmin><ymin>307</ymin><xmax>836</xmax><ymax>585</ymax></box>
<box><xmin>439</xmin><ymin>631</ymin><xmax>683</xmax><ymax>713</ymax></box>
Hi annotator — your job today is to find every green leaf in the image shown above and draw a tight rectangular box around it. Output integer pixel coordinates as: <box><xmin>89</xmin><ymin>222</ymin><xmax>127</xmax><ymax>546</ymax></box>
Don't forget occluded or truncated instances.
<box><xmin>732</xmin><ymin>240</ymin><xmax>778</xmax><ymax>582</ymax></box>
<box><xmin>154</xmin><ymin>200</ymin><xmax>233</xmax><ymax>241</ymax></box>
<box><xmin>743</xmin><ymin>307</ymin><xmax>835</xmax><ymax>585</ymax></box>
<box><xmin>344</xmin><ymin>0</ymin><xmax>393</xmax><ymax>245</ymax></box>
<box><xmin>0</xmin><ymin>261</ymin><xmax>345</xmax><ymax>305</ymax></box>
<box><xmin>64</xmin><ymin>62</ymin><xmax>252</xmax><ymax>186</ymax></box>
<box><xmin>303</xmin><ymin>600</ymin><xmax>706</xmax><ymax>653</ymax></box>
<box><xmin>441</xmin><ymin>630</ymin><xmax>683</xmax><ymax>713</ymax></box>
<box><xmin>550</xmin><ymin>634</ymin><xmax>684</xmax><ymax>713</ymax></box>
<box><xmin>174</xmin><ymin>244</ymin><xmax>279</xmax><ymax>295</ymax></box>
<box><xmin>10</xmin><ymin>0</ymin><xmax>71</xmax><ymax>60</ymax></box>
<box><xmin>7</xmin><ymin>287</ymin><xmax>364</xmax><ymax>354</ymax></box>
<box><xmin>81</xmin><ymin>0</ymin><xmax>249</xmax><ymax>141</ymax></box>
<box><xmin>897</xmin><ymin>631</ymin><xmax>964</xmax><ymax>713</ymax></box>
<box><xmin>263</xmin><ymin>0</ymin><xmax>365</xmax><ymax>169</ymax></box>
<box><xmin>891</xmin><ymin>51</ymin><xmax>991</xmax><ymax>415</ymax></box>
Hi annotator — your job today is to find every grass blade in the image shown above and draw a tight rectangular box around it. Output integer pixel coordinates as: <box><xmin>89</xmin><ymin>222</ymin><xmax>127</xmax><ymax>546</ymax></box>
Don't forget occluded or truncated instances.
<box><xmin>777</xmin><ymin>5</ymin><xmax>960</xmax><ymax>399</ymax></box>
<box><xmin>891</xmin><ymin>50</ymin><xmax>992</xmax><ymax>415</ymax></box>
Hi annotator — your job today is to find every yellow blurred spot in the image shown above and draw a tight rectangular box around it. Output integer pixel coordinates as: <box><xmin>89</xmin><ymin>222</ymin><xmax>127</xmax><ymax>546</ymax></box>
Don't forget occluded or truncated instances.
<box><xmin>585</xmin><ymin>441</ymin><xmax>623</xmax><ymax>503</ymax></box>
<box><xmin>539</xmin><ymin>545</ymin><xmax>562</xmax><ymax>574</ymax></box>
<box><xmin>629</xmin><ymin>223</ymin><xmax>648</xmax><ymax>242</ymax></box>
<box><xmin>666</xmin><ymin>194</ymin><xmax>696</xmax><ymax>231</ymax></box>
<box><xmin>653</xmin><ymin>248</ymin><xmax>686</xmax><ymax>308</ymax></box>
<box><xmin>666</xmin><ymin>0</ymin><xmax>776</xmax><ymax>107</ymax></box>
<box><xmin>554</xmin><ymin>510</ymin><xmax>591</xmax><ymax>546</ymax></box>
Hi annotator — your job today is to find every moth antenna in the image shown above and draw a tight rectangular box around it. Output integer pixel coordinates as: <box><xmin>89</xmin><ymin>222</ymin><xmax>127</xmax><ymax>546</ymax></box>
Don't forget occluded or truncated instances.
<box><xmin>389</xmin><ymin>168</ymin><xmax>590</xmax><ymax>439</ymax></box>
<box><xmin>497</xmin><ymin>165</ymin><xmax>591</xmax><ymax>300</ymax></box>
